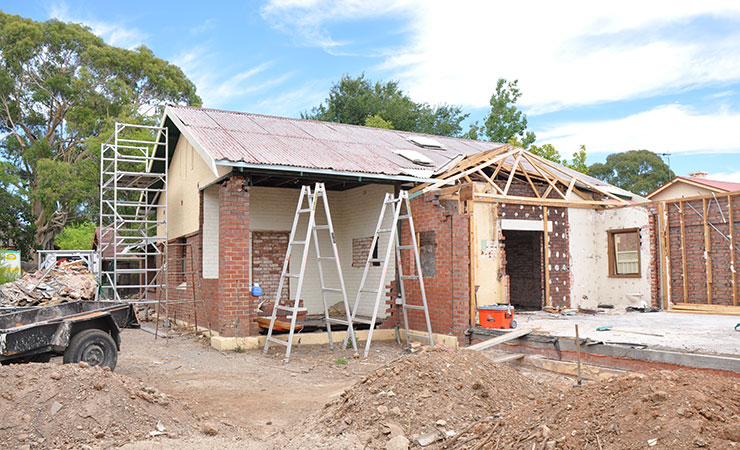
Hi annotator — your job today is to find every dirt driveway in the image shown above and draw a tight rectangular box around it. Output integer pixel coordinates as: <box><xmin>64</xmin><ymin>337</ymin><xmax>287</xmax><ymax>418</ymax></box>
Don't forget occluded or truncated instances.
<box><xmin>115</xmin><ymin>328</ymin><xmax>405</xmax><ymax>444</ymax></box>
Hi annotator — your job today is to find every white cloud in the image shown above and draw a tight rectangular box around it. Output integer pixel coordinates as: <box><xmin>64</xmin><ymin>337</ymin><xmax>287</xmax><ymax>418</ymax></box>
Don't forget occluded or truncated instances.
<box><xmin>254</xmin><ymin>81</ymin><xmax>328</xmax><ymax>117</ymax></box>
<box><xmin>261</xmin><ymin>0</ymin><xmax>415</xmax><ymax>50</ymax></box>
<box><xmin>263</xmin><ymin>0</ymin><xmax>740</xmax><ymax>113</ymax></box>
<box><xmin>173</xmin><ymin>48</ymin><xmax>292</xmax><ymax>108</ymax></box>
<box><xmin>710</xmin><ymin>170</ymin><xmax>740</xmax><ymax>182</ymax></box>
<box><xmin>47</xmin><ymin>2</ymin><xmax>146</xmax><ymax>49</ymax></box>
<box><xmin>536</xmin><ymin>103</ymin><xmax>740</xmax><ymax>155</ymax></box>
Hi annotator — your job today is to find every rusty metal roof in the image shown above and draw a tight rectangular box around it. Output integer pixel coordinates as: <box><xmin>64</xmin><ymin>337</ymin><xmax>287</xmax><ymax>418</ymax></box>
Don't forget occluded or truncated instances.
<box><xmin>165</xmin><ymin>105</ymin><xmax>505</xmax><ymax>178</ymax></box>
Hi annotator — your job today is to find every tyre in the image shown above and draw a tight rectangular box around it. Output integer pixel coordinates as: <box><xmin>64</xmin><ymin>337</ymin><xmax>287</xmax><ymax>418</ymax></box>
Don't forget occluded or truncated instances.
<box><xmin>509</xmin><ymin>319</ymin><xmax>518</xmax><ymax>329</ymax></box>
<box><xmin>63</xmin><ymin>329</ymin><xmax>118</xmax><ymax>370</ymax></box>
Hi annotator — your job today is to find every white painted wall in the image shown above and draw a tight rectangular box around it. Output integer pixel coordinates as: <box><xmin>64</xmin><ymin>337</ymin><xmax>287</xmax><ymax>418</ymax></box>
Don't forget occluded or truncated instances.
<box><xmin>248</xmin><ymin>184</ymin><xmax>394</xmax><ymax>318</ymax></box>
<box><xmin>202</xmin><ymin>186</ymin><xmax>219</xmax><ymax>279</ymax></box>
<box><xmin>569</xmin><ymin>206</ymin><xmax>653</xmax><ymax>309</ymax></box>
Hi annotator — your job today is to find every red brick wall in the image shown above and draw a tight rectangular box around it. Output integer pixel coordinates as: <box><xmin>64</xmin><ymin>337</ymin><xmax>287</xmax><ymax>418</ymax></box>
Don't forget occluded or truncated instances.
<box><xmin>252</xmin><ymin>231</ymin><xmax>289</xmax><ymax>302</ymax></box>
<box><xmin>216</xmin><ymin>175</ymin><xmax>256</xmax><ymax>336</ymax></box>
<box><xmin>352</xmin><ymin>237</ymin><xmax>373</xmax><ymax>268</ymax></box>
<box><xmin>663</xmin><ymin>195</ymin><xmax>739</xmax><ymax>305</ymax></box>
<box><xmin>382</xmin><ymin>193</ymin><xmax>471</xmax><ymax>342</ymax></box>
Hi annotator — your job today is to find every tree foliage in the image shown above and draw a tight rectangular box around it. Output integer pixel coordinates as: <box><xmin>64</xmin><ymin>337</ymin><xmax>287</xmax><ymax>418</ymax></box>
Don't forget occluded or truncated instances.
<box><xmin>483</xmin><ymin>79</ymin><xmax>536</xmax><ymax>147</ymax></box>
<box><xmin>303</xmin><ymin>73</ymin><xmax>469</xmax><ymax>137</ymax></box>
<box><xmin>0</xmin><ymin>12</ymin><xmax>200</xmax><ymax>250</ymax></box>
<box><xmin>0</xmin><ymin>161</ymin><xmax>35</xmax><ymax>257</ymax></box>
<box><xmin>54</xmin><ymin>222</ymin><xmax>96</xmax><ymax>250</ymax></box>
<box><xmin>588</xmin><ymin>150</ymin><xmax>674</xmax><ymax>196</ymax></box>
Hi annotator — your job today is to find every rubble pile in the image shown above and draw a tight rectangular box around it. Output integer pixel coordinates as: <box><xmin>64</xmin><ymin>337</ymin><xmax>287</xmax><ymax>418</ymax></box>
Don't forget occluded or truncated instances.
<box><xmin>496</xmin><ymin>369</ymin><xmax>740</xmax><ymax>450</ymax></box>
<box><xmin>0</xmin><ymin>260</ymin><xmax>97</xmax><ymax>306</ymax></box>
<box><xmin>0</xmin><ymin>362</ymin><xmax>201</xmax><ymax>448</ymax></box>
<box><xmin>309</xmin><ymin>346</ymin><xmax>541</xmax><ymax>448</ymax></box>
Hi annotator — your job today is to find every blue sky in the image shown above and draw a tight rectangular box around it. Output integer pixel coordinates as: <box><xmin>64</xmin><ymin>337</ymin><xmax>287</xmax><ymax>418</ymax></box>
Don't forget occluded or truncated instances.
<box><xmin>4</xmin><ymin>0</ymin><xmax>740</xmax><ymax>180</ymax></box>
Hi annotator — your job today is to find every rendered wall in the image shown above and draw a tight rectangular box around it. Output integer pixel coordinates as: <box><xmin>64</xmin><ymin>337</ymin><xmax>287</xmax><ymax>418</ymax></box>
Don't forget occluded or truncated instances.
<box><xmin>248</xmin><ymin>184</ymin><xmax>393</xmax><ymax>318</ymax></box>
<box><xmin>159</xmin><ymin>136</ymin><xmax>230</xmax><ymax>238</ymax></box>
<box><xmin>569</xmin><ymin>206</ymin><xmax>656</xmax><ymax>309</ymax></box>
<box><xmin>649</xmin><ymin>183</ymin><xmax>713</xmax><ymax>202</ymax></box>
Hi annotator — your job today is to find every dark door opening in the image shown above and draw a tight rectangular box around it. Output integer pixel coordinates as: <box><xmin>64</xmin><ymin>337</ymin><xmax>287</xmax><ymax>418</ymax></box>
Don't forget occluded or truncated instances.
<box><xmin>503</xmin><ymin>230</ymin><xmax>543</xmax><ymax>311</ymax></box>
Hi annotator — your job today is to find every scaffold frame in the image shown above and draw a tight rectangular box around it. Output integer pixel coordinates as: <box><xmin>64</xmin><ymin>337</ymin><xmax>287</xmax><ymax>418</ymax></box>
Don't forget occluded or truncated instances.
<box><xmin>98</xmin><ymin>122</ymin><xmax>168</xmax><ymax>306</ymax></box>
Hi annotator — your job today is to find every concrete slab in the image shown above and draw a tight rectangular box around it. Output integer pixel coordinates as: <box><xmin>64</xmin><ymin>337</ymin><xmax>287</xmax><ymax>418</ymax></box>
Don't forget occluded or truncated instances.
<box><xmin>515</xmin><ymin>311</ymin><xmax>740</xmax><ymax>357</ymax></box>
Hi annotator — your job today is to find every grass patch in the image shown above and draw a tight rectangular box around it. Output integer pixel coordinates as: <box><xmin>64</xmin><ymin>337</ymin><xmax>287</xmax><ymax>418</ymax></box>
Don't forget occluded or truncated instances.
<box><xmin>334</xmin><ymin>357</ymin><xmax>348</xmax><ymax>366</ymax></box>
<box><xmin>233</xmin><ymin>345</ymin><xmax>246</xmax><ymax>353</ymax></box>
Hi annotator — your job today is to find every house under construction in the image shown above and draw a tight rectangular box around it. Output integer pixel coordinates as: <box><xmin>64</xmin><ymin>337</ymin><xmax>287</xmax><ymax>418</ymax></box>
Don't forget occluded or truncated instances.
<box><xmin>98</xmin><ymin>105</ymin><xmax>740</xmax><ymax>342</ymax></box>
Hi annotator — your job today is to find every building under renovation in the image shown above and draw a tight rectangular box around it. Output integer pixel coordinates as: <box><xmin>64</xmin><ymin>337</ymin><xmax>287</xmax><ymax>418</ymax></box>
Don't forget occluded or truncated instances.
<box><xmin>98</xmin><ymin>105</ymin><xmax>739</xmax><ymax>342</ymax></box>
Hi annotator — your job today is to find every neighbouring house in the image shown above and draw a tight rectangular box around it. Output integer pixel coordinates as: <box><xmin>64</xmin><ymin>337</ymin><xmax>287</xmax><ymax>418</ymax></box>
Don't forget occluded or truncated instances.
<box><xmin>647</xmin><ymin>172</ymin><xmax>740</xmax><ymax>201</ymax></box>
<box><xmin>150</xmin><ymin>105</ymin><xmax>738</xmax><ymax>342</ymax></box>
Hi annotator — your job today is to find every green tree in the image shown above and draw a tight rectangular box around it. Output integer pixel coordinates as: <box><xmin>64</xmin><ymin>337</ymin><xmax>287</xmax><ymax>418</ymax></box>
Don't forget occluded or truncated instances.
<box><xmin>483</xmin><ymin>79</ymin><xmax>536</xmax><ymax>147</ymax></box>
<box><xmin>0</xmin><ymin>161</ymin><xmax>35</xmax><ymax>258</ymax></box>
<box><xmin>0</xmin><ymin>12</ymin><xmax>200</xmax><ymax>250</ymax></box>
<box><xmin>304</xmin><ymin>73</ymin><xmax>469</xmax><ymax>137</ymax></box>
<box><xmin>364</xmin><ymin>114</ymin><xmax>393</xmax><ymax>129</ymax></box>
<box><xmin>588</xmin><ymin>150</ymin><xmax>675</xmax><ymax>196</ymax></box>
<box><xmin>54</xmin><ymin>222</ymin><xmax>96</xmax><ymax>250</ymax></box>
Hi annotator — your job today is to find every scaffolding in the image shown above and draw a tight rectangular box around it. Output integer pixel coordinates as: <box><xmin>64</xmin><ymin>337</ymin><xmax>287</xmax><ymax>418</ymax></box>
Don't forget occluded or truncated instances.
<box><xmin>98</xmin><ymin>122</ymin><xmax>168</xmax><ymax>305</ymax></box>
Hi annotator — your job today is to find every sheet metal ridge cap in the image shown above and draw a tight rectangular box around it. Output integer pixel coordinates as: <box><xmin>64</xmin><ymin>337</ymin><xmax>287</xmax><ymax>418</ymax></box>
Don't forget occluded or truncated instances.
<box><xmin>214</xmin><ymin>160</ymin><xmax>439</xmax><ymax>183</ymax></box>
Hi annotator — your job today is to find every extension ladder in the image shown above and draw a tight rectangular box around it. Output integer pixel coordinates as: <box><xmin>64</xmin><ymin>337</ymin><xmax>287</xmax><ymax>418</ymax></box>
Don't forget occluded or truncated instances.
<box><xmin>263</xmin><ymin>183</ymin><xmax>358</xmax><ymax>362</ymax></box>
<box><xmin>344</xmin><ymin>190</ymin><xmax>434</xmax><ymax>357</ymax></box>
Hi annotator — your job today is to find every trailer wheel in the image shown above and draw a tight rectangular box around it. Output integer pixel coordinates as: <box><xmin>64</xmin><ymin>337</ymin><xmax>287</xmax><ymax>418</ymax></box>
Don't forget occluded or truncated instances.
<box><xmin>63</xmin><ymin>329</ymin><xmax>118</xmax><ymax>370</ymax></box>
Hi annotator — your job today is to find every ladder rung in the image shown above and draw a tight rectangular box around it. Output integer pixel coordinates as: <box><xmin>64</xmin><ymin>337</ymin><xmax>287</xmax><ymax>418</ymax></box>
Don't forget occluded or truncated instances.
<box><xmin>297</xmin><ymin>208</ymin><xmax>311</xmax><ymax>213</ymax></box>
<box><xmin>385</xmin><ymin>198</ymin><xmax>401</xmax><ymax>204</ymax></box>
<box><xmin>291</xmin><ymin>241</ymin><xmax>307</xmax><ymax>245</ymax></box>
<box><xmin>403</xmin><ymin>304</ymin><xmax>425</xmax><ymax>311</ymax></box>
<box><xmin>398</xmin><ymin>245</ymin><xmax>414</xmax><ymax>250</ymax></box>
<box><xmin>377</xmin><ymin>228</ymin><xmax>392</xmax><ymax>233</ymax></box>
<box><xmin>399</xmin><ymin>215</ymin><xmax>410</xmax><ymax>219</ymax></box>
<box><xmin>322</xmin><ymin>287</ymin><xmax>342</xmax><ymax>293</ymax></box>
<box><xmin>367</xmin><ymin>258</ymin><xmax>384</xmax><ymax>263</ymax></box>
<box><xmin>314</xmin><ymin>225</ymin><xmax>330</xmax><ymax>230</ymax></box>
<box><xmin>284</xmin><ymin>274</ymin><xmax>301</xmax><ymax>278</ymax></box>
<box><xmin>400</xmin><ymin>275</ymin><xmax>419</xmax><ymax>279</ymax></box>
<box><xmin>274</xmin><ymin>305</ymin><xmax>308</xmax><ymax>312</ymax></box>
<box><xmin>318</xmin><ymin>257</ymin><xmax>336</xmax><ymax>261</ymax></box>
<box><xmin>267</xmin><ymin>337</ymin><xmax>289</xmax><ymax>346</ymax></box>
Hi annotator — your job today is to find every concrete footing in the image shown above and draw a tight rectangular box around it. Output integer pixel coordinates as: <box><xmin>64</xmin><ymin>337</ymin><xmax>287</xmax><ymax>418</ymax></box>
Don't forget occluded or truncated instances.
<box><xmin>210</xmin><ymin>328</ymin><xmax>460</xmax><ymax>351</ymax></box>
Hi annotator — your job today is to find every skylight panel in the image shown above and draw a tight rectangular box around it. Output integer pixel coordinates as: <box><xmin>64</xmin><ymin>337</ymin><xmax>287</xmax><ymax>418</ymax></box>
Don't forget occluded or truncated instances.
<box><xmin>394</xmin><ymin>149</ymin><xmax>435</xmax><ymax>166</ymax></box>
<box><xmin>407</xmin><ymin>136</ymin><xmax>445</xmax><ymax>150</ymax></box>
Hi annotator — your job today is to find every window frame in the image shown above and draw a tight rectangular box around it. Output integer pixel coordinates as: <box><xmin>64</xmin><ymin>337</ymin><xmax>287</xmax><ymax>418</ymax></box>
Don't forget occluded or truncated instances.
<box><xmin>607</xmin><ymin>227</ymin><xmax>641</xmax><ymax>278</ymax></box>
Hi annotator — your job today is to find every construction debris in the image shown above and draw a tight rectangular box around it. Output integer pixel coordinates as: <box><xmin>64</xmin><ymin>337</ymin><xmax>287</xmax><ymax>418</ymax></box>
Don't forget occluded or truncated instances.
<box><xmin>0</xmin><ymin>260</ymin><xmax>96</xmax><ymax>307</ymax></box>
<box><xmin>0</xmin><ymin>362</ymin><xmax>203</xmax><ymax>448</ymax></box>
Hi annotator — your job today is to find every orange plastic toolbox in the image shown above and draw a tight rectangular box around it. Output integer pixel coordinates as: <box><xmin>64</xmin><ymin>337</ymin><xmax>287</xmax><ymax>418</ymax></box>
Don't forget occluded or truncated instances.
<box><xmin>478</xmin><ymin>304</ymin><xmax>517</xmax><ymax>329</ymax></box>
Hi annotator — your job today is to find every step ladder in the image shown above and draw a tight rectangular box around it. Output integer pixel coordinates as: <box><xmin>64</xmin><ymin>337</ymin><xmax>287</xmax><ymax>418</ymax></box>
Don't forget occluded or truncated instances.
<box><xmin>263</xmin><ymin>183</ymin><xmax>358</xmax><ymax>362</ymax></box>
<box><xmin>344</xmin><ymin>190</ymin><xmax>434</xmax><ymax>357</ymax></box>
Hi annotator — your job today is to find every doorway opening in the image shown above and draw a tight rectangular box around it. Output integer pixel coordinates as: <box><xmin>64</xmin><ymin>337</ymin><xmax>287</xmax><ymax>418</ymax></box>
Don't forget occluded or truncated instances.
<box><xmin>503</xmin><ymin>230</ymin><xmax>544</xmax><ymax>311</ymax></box>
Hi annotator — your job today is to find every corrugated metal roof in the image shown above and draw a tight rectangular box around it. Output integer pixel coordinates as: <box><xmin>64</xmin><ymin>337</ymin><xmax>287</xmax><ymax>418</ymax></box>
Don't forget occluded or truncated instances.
<box><xmin>166</xmin><ymin>106</ymin><xmax>504</xmax><ymax>177</ymax></box>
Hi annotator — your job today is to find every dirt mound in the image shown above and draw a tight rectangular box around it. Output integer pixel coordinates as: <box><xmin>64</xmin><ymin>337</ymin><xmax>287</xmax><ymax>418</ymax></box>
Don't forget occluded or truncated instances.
<box><xmin>496</xmin><ymin>369</ymin><xmax>740</xmax><ymax>450</ymax></box>
<box><xmin>0</xmin><ymin>362</ymin><xmax>204</xmax><ymax>448</ymax></box>
<box><xmin>314</xmin><ymin>346</ymin><xmax>541</xmax><ymax>448</ymax></box>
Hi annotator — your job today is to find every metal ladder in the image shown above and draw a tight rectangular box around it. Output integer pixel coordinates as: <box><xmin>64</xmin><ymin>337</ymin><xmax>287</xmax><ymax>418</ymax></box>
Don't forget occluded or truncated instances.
<box><xmin>344</xmin><ymin>190</ymin><xmax>434</xmax><ymax>357</ymax></box>
<box><xmin>263</xmin><ymin>183</ymin><xmax>358</xmax><ymax>362</ymax></box>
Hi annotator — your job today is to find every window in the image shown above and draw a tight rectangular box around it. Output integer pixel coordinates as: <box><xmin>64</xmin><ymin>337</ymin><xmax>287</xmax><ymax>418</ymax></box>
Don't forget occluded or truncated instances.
<box><xmin>607</xmin><ymin>228</ymin><xmax>641</xmax><ymax>277</ymax></box>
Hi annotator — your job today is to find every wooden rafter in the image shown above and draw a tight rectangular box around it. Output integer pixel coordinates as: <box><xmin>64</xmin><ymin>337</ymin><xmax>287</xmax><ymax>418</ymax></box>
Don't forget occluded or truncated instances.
<box><xmin>502</xmin><ymin>153</ymin><xmax>522</xmax><ymax>196</ymax></box>
<box><xmin>413</xmin><ymin>146</ymin><xmax>635</xmax><ymax>209</ymax></box>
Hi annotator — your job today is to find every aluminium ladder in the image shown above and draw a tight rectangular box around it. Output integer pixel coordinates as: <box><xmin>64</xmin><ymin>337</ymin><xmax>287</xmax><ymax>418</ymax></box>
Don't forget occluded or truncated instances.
<box><xmin>344</xmin><ymin>190</ymin><xmax>434</xmax><ymax>357</ymax></box>
<box><xmin>263</xmin><ymin>183</ymin><xmax>358</xmax><ymax>362</ymax></box>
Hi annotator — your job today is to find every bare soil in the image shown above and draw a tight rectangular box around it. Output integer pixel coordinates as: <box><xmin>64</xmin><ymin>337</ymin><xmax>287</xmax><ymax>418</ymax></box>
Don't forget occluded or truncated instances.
<box><xmin>3</xmin><ymin>327</ymin><xmax>738</xmax><ymax>449</ymax></box>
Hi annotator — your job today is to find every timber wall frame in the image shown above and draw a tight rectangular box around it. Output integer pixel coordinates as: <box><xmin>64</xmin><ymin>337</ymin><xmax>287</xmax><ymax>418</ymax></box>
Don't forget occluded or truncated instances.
<box><xmin>657</xmin><ymin>190</ymin><xmax>740</xmax><ymax>313</ymax></box>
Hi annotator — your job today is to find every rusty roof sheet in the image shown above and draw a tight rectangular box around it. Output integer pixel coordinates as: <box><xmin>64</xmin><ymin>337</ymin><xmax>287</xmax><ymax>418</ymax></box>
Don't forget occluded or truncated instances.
<box><xmin>167</xmin><ymin>106</ymin><xmax>504</xmax><ymax>177</ymax></box>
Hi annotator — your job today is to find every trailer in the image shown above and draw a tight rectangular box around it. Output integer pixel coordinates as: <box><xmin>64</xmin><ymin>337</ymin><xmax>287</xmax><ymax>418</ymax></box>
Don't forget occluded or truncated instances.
<box><xmin>0</xmin><ymin>301</ymin><xmax>139</xmax><ymax>370</ymax></box>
